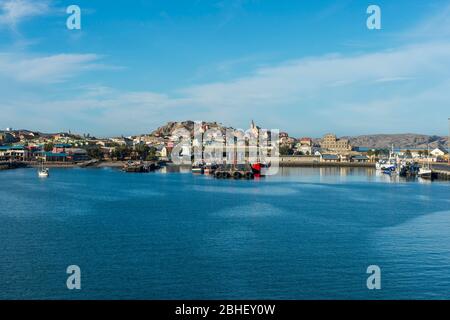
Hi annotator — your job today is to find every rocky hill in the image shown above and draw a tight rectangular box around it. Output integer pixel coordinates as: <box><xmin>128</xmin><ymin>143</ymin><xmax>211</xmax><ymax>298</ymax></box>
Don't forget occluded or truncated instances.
<box><xmin>150</xmin><ymin>121</ymin><xmax>230</xmax><ymax>137</ymax></box>
<box><xmin>342</xmin><ymin>134</ymin><xmax>448</xmax><ymax>149</ymax></box>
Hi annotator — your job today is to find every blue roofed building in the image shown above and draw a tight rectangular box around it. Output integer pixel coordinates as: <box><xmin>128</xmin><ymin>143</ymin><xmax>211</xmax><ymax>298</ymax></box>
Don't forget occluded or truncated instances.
<box><xmin>320</xmin><ymin>154</ymin><xmax>340</xmax><ymax>163</ymax></box>
<box><xmin>0</xmin><ymin>145</ymin><xmax>32</xmax><ymax>161</ymax></box>
<box><xmin>38</xmin><ymin>152</ymin><xmax>68</xmax><ymax>162</ymax></box>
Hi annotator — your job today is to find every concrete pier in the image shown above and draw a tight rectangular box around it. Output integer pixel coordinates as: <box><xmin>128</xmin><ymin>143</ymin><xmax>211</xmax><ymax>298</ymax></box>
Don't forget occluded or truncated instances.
<box><xmin>431</xmin><ymin>164</ymin><xmax>450</xmax><ymax>180</ymax></box>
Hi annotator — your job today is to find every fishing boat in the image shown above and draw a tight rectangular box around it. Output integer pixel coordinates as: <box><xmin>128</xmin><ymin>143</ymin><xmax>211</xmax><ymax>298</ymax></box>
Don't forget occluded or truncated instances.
<box><xmin>399</xmin><ymin>161</ymin><xmax>420</xmax><ymax>178</ymax></box>
<box><xmin>376</xmin><ymin>145</ymin><xmax>397</xmax><ymax>171</ymax></box>
<box><xmin>418</xmin><ymin>145</ymin><xmax>433</xmax><ymax>179</ymax></box>
<box><xmin>418</xmin><ymin>160</ymin><xmax>433</xmax><ymax>179</ymax></box>
<box><xmin>376</xmin><ymin>159</ymin><xmax>396</xmax><ymax>171</ymax></box>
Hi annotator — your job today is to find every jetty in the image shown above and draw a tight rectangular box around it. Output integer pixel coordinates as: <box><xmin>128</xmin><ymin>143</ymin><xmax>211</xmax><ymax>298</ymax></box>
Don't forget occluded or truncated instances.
<box><xmin>122</xmin><ymin>161</ymin><xmax>159</xmax><ymax>173</ymax></box>
<box><xmin>78</xmin><ymin>159</ymin><xmax>100</xmax><ymax>168</ymax></box>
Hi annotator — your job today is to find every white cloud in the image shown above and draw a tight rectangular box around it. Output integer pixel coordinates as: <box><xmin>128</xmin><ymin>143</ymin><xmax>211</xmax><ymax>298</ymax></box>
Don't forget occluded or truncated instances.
<box><xmin>2</xmin><ymin>41</ymin><xmax>450</xmax><ymax>136</ymax></box>
<box><xmin>0</xmin><ymin>0</ymin><xmax>50</xmax><ymax>29</ymax></box>
<box><xmin>0</xmin><ymin>53</ymin><xmax>110</xmax><ymax>83</ymax></box>
<box><xmin>181</xmin><ymin>42</ymin><xmax>450</xmax><ymax>110</ymax></box>
<box><xmin>2</xmin><ymin>2</ymin><xmax>450</xmax><ymax>136</ymax></box>
<box><xmin>407</xmin><ymin>3</ymin><xmax>450</xmax><ymax>40</ymax></box>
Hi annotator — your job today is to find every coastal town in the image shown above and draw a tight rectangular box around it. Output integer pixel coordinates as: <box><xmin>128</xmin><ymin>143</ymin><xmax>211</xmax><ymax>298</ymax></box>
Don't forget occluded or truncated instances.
<box><xmin>1</xmin><ymin>120</ymin><xmax>449</xmax><ymax>179</ymax></box>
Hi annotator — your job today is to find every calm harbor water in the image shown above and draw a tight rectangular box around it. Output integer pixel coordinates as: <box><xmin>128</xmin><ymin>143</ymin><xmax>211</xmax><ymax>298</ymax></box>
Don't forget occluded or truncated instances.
<box><xmin>0</xmin><ymin>166</ymin><xmax>449</xmax><ymax>299</ymax></box>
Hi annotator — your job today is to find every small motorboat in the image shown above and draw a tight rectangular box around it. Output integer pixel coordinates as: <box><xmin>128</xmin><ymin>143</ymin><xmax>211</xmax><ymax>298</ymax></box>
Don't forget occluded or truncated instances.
<box><xmin>192</xmin><ymin>163</ymin><xmax>204</xmax><ymax>174</ymax></box>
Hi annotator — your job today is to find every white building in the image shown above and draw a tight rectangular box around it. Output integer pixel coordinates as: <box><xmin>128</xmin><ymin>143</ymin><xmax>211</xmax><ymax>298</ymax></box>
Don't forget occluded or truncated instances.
<box><xmin>430</xmin><ymin>147</ymin><xmax>448</xmax><ymax>157</ymax></box>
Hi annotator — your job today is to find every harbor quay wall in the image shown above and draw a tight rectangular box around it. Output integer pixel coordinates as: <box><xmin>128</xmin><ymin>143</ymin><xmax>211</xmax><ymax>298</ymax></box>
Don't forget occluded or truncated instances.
<box><xmin>279</xmin><ymin>156</ymin><xmax>375</xmax><ymax>168</ymax></box>
<box><xmin>431</xmin><ymin>163</ymin><xmax>450</xmax><ymax>180</ymax></box>
<box><xmin>0</xmin><ymin>161</ymin><xmax>28</xmax><ymax>170</ymax></box>
<box><xmin>433</xmin><ymin>171</ymin><xmax>450</xmax><ymax>180</ymax></box>
<box><xmin>24</xmin><ymin>161</ymin><xmax>79</xmax><ymax>168</ymax></box>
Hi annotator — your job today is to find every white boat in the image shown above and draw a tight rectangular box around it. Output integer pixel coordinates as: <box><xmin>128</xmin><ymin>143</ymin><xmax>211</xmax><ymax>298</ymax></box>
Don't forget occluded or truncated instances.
<box><xmin>376</xmin><ymin>145</ymin><xmax>398</xmax><ymax>172</ymax></box>
<box><xmin>418</xmin><ymin>167</ymin><xmax>432</xmax><ymax>178</ymax></box>
<box><xmin>38</xmin><ymin>168</ymin><xmax>49</xmax><ymax>178</ymax></box>
<box><xmin>38</xmin><ymin>160</ymin><xmax>49</xmax><ymax>178</ymax></box>
<box><xmin>418</xmin><ymin>145</ymin><xmax>432</xmax><ymax>179</ymax></box>
<box><xmin>191</xmin><ymin>162</ymin><xmax>204</xmax><ymax>174</ymax></box>
<box><xmin>376</xmin><ymin>159</ymin><xmax>396</xmax><ymax>171</ymax></box>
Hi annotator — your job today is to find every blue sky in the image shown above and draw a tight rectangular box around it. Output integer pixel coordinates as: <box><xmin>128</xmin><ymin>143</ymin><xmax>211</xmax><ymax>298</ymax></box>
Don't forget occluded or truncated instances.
<box><xmin>0</xmin><ymin>0</ymin><xmax>449</xmax><ymax>137</ymax></box>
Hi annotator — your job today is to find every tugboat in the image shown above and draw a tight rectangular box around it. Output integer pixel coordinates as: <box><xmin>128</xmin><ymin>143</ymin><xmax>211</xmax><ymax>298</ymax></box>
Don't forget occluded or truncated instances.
<box><xmin>251</xmin><ymin>162</ymin><xmax>262</xmax><ymax>174</ymax></box>
<box><xmin>250</xmin><ymin>162</ymin><xmax>271</xmax><ymax>177</ymax></box>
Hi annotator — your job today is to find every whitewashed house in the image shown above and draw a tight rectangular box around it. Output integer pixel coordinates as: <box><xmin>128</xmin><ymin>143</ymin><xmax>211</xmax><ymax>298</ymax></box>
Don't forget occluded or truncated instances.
<box><xmin>430</xmin><ymin>147</ymin><xmax>448</xmax><ymax>157</ymax></box>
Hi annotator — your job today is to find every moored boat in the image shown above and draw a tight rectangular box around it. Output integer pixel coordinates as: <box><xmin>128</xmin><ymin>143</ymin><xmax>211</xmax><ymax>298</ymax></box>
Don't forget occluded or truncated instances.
<box><xmin>192</xmin><ymin>164</ymin><xmax>204</xmax><ymax>174</ymax></box>
<box><xmin>399</xmin><ymin>162</ymin><xmax>420</xmax><ymax>178</ymax></box>
<box><xmin>418</xmin><ymin>145</ymin><xmax>434</xmax><ymax>179</ymax></box>
<box><xmin>38</xmin><ymin>160</ymin><xmax>49</xmax><ymax>178</ymax></box>
<box><xmin>418</xmin><ymin>167</ymin><xmax>432</xmax><ymax>179</ymax></box>
<box><xmin>38</xmin><ymin>167</ymin><xmax>49</xmax><ymax>178</ymax></box>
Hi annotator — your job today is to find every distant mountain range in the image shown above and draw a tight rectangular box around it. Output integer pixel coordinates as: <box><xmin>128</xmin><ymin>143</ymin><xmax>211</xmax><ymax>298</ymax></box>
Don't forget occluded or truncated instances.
<box><xmin>341</xmin><ymin>134</ymin><xmax>449</xmax><ymax>150</ymax></box>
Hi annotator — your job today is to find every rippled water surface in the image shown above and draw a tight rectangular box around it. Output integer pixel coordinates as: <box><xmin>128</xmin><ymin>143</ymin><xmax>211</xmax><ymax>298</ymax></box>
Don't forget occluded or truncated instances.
<box><xmin>0</xmin><ymin>167</ymin><xmax>449</xmax><ymax>299</ymax></box>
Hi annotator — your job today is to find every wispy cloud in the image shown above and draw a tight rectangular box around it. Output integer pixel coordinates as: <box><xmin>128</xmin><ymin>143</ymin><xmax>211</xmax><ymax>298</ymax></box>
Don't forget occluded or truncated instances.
<box><xmin>0</xmin><ymin>53</ymin><xmax>115</xmax><ymax>83</ymax></box>
<box><xmin>3</xmin><ymin>41</ymin><xmax>450</xmax><ymax>136</ymax></box>
<box><xmin>1</xmin><ymin>1</ymin><xmax>450</xmax><ymax>136</ymax></box>
<box><xmin>214</xmin><ymin>0</ymin><xmax>253</xmax><ymax>27</ymax></box>
<box><xmin>0</xmin><ymin>0</ymin><xmax>50</xmax><ymax>31</ymax></box>
<box><xmin>397</xmin><ymin>2</ymin><xmax>450</xmax><ymax>42</ymax></box>
<box><xmin>182</xmin><ymin>42</ymin><xmax>450</xmax><ymax>109</ymax></box>
<box><xmin>374</xmin><ymin>77</ymin><xmax>414</xmax><ymax>83</ymax></box>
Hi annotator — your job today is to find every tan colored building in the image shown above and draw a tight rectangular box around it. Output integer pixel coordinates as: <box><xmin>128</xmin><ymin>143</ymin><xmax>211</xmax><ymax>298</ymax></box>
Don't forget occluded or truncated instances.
<box><xmin>320</xmin><ymin>134</ymin><xmax>351</xmax><ymax>152</ymax></box>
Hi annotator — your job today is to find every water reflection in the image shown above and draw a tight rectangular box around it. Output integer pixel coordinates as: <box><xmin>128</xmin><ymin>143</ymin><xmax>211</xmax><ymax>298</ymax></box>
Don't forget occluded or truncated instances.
<box><xmin>157</xmin><ymin>165</ymin><xmax>443</xmax><ymax>185</ymax></box>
